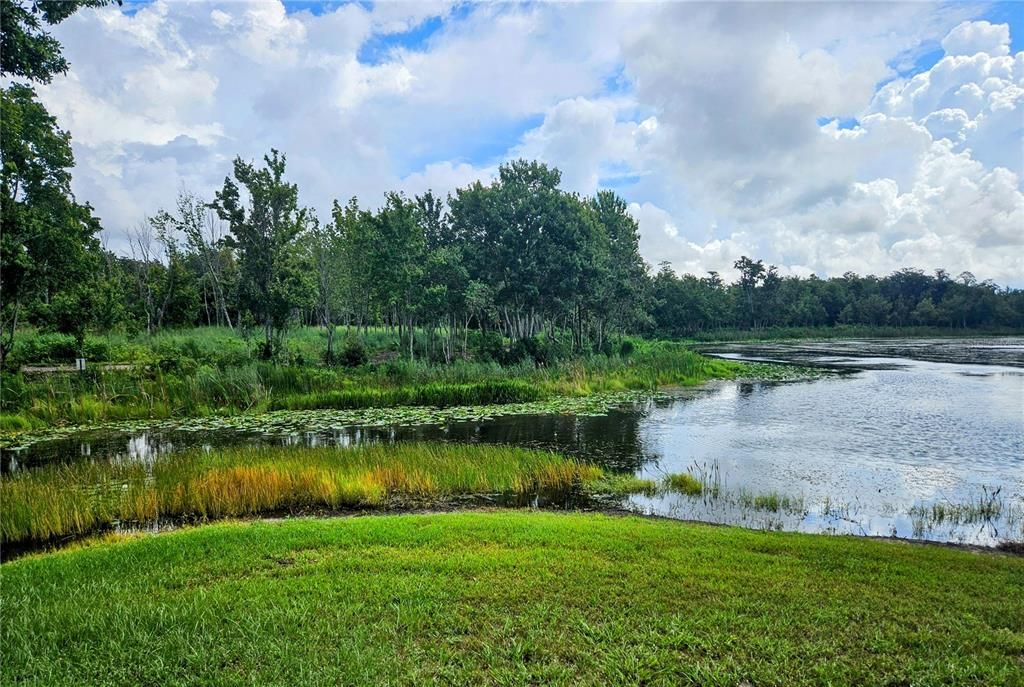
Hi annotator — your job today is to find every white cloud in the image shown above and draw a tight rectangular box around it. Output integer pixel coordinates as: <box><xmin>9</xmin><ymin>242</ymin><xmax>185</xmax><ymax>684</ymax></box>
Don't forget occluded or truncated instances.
<box><xmin>941</xmin><ymin>20</ymin><xmax>1011</xmax><ymax>57</ymax></box>
<box><xmin>610</xmin><ymin>11</ymin><xmax>1024</xmax><ymax>283</ymax></box>
<box><xmin>36</xmin><ymin>3</ymin><xmax>1024</xmax><ymax>284</ymax></box>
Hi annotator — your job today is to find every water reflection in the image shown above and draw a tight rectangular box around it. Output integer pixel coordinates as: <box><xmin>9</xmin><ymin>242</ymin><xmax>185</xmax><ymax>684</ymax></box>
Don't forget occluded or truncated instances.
<box><xmin>3</xmin><ymin>339</ymin><xmax>1022</xmax><ymax>547</ymax></box>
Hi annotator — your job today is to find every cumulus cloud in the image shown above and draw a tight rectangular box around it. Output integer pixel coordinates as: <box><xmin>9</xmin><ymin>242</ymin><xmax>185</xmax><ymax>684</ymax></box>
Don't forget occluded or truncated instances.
<box><xmin>38</xmin><ymin>3</ymin><xmax>1024</xmax><ymax>283</ymax></box>
<box><xmin>941</xmin><ymin>20</ymin><xmax>1011</xmax><ymax>57</ymax></box>
<box><xmin>611</xmin><ymin>9</ymin><xmax>1023</xmax><ymax>282</ymax></box>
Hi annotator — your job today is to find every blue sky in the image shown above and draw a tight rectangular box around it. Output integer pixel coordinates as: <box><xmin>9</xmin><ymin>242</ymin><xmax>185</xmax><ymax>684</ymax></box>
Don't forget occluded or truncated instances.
<box><xmin>42</xmin><ymin>1</ymin><xmax>1024</xmax><ymax>283</ymax></box>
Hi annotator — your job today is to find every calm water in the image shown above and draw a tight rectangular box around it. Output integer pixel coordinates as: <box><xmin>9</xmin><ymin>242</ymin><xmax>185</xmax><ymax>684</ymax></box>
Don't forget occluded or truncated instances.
<box><xmin>5</xmin><ymin>338</ymin><xmax>1023</xmax><ymax>546</ymax></box>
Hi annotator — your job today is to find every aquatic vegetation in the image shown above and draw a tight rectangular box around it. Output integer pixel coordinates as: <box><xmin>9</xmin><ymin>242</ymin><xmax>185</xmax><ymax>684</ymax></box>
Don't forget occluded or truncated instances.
<box><xmin>1</xmin><ymin>337</ymin><xmax>822</xmax><ymax>438</ymax></box>
<box><xmin>270</xmin><ymin>379</ymin><xmax>544</xmax><ymax>410</ymax></box>
<box><xmin>663</xmin><ymin>472</ymin><xmax>703</xmax><ymax>496</ymax></box>
<box><xmin>0</xmin><ymin>390</ymin><xmax>668</xmax><ymax>450</ymax></box>
<box><xmin>908</xmin><ymin>487</ymin><xmax>1019</xmax><ymax>539</ymax></box>
<box><xmin>736</xmin><ymin>490</ymin><xmax>806</xmax><ymax>514</ymax></box>
<box><xmin>591</xmin><ymin>473</ymin><xmax>658</xmax><ymax>497</ymax></box>
<box><xmin>0</xmin><ymin>444</ymin><xmax>602</xmax><ymax>544</ymax></box>
<box><xmin>687</xmin><ymin>459</ymin><xmax>723</xmax><ymax>498</ymax></box>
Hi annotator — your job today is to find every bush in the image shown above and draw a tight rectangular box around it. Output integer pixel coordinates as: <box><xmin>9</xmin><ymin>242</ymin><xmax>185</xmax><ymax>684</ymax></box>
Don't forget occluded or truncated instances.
<box><xmin>9</xmin><ymin>333</ymin><xmax>78</xmax><ymax>365</ymax></box>
<box><xmin>340</xmin><ymin>337</ymin><xmax>368</xmax><ymax>368</ymax></box>
<box><xmin>469</xmin><ymin>331</ymin><xmax>505</xmax><ymax>363</ymax></box>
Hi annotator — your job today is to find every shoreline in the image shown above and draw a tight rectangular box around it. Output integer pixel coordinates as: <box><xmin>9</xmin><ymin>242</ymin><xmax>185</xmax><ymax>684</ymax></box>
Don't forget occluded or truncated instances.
<box><xmin>5</xmin><ymin>503</ymin><xmax>1020</xmax><ymax>565</ymax></box>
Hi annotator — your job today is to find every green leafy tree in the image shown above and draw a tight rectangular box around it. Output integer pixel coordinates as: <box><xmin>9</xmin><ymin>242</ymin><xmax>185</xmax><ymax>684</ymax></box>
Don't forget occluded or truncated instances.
<box><xmin>0</xmin><ymin>0</ymin><xmax>117</xmax><ymax>365</ymax></box>
<box><xmin>1</xmin><ymin>0</ymin><xmax>116</xmax><ymax>84</ymax></box>
<box><xmin>211</xmin><ymin>150</ymin><xmax>308</xmax><ymax>358</ymax></box>
<box><xmin>304</xmin><ymin>214</ymin><xmax>345</xmax><ymax>362</ymax></box>
<box><xmin>370</xmin><ymin>193</ymin><xmax>424</xmax><ymax>359</ymax></box>
<box><xmin>0</xmin><ymin>84</ymin><xmax>102</xmax><ymax>364</ymax></box>
<box><xmin>591</xmin><ymin>190</ymin><xmax>649</xmax><ymax>341</ymax></box>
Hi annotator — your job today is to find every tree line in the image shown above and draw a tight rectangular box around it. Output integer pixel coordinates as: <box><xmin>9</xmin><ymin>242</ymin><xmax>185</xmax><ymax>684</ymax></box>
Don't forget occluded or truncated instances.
<box><xmin>2</xmin><ymin>0</ymin><xmax>1022</xmax><ymax>369</ymax></box>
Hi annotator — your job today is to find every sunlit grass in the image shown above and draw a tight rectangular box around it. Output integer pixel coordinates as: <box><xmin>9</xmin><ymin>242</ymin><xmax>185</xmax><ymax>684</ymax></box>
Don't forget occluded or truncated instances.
<box><xmin>0</xmin><ymin>444</ymin><xmax>602</xmax><ymax>544</ymax></box>
<box><xmin>3</xmin><ymin>513</ymin><xmax>1022</xmax><ymax>686</ymax></box>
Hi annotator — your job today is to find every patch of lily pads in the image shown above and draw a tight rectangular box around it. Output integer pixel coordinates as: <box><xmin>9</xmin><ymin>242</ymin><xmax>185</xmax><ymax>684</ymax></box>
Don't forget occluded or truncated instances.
<box><xmin>0</xmin><ymin>361</ymin><xmax>826</xmax><ymax>451</ymax></box>
<box><xmin>0</xmin><ymin>391</ymin><xmax>665</xmax><ymax>451</ymax></box>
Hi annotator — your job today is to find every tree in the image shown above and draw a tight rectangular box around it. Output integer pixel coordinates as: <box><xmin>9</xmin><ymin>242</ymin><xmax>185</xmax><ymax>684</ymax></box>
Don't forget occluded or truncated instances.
<box><xmin>0</xmin><ymin>0</ymin><xmax>117</xmax><ymax>366</ymax></box>
<box><xmin>0</xmin><ymin>84</ymin><xmax>102</xmax><ymax>364</ymax></box>
<box><xmin>591</xmin><ymin>191</ymin><xmax>648</xmax><ymax>340</ymax></box>
<box><xmin>1</xmin><ymin>0</ymin><xmax>116</xmax><ymax>84</ymax></box>
<box><xmin>211</xmin><ymin>150</ymin><xmax>308</xmax><ymax>358</ymax></box>
<box><xmin>126</xmin><ymin>218</ymin><xmax>178</xmax><ymax>334</ymax></box>
<box><xmin>911</xmin><ymin>296</ymin><xmax>938</xmax><ymax>326</ymax></box>
<box><xmin>156</xmin><ymin>189</ymin><xmax>234</xmax><ymax>329</ymax></box>
<box><xmin>370</xmin><ymin>193</ymin><xmax>424</xmax><ymax>360</ymax></box>
<box><xmin>304</xmin><ymin>214</ymin><xmax>345</xmax><ymax>362</ymax></box>
<box><xmin>733</xmin><ymin>256</ymin><xmax>766</xmax><ymax>328</ymax></box>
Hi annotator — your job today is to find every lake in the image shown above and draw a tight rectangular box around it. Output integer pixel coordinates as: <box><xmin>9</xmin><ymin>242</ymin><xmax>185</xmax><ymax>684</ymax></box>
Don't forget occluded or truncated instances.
<box><xmin>4</xmin><ymin>338</ymin><xmax>1022</xmax><ymax>547</ymax></box>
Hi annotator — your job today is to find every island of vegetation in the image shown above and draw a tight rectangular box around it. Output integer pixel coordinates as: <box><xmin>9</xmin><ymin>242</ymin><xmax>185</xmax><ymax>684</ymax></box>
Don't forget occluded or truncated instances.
<box><xmin>1</xmin><ymin>3</ymin><xmax>1021</xmax><ymax>686</ymax></box>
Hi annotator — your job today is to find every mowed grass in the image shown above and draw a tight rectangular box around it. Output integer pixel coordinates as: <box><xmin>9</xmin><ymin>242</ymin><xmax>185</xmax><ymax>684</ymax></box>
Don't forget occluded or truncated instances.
<box><xmin>2</xmin><ymin>512</ymin><xmax>1022</xmax><ymax>686</ymax></box>
<box><xmin>0</xmin><ymin>445</ymin><xmax>600</xmax><ymax>544</ymax></box>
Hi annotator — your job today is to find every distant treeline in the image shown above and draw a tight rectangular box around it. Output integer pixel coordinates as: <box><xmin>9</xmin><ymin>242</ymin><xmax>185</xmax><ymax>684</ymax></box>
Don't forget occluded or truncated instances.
<box><xmin>5</xmin><ymin>150</ymin><xmax>1023</xmax><ymax>367</ymax></box>
<box><xmin>650</xmin><ymin>258</ymin><xmax>1023</xmax><ymax>338</ymax></box>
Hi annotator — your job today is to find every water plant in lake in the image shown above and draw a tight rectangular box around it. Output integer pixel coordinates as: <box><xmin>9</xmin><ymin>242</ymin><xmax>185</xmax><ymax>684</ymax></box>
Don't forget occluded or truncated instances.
<box><xmin>1</xmin><ymin>336</ymin><xmax>826</xmax><ymax>442</ymax></box>
<box><xmin>0</xmin><ymin>390</ymin><xmax>667</xmax><ymax>450</ymax></box>
<box><xmin>591</xmin><ymin>473</ymin><xmax>658</xmax><ymax>497</ymax></box>
<box><xmin>663</xmin><ymin>472</ymin><xmax>703</xmax><ymax>495</ymax></box>
<box><xmin>908</xmin><ymin>486</ymin><xmax>1024</xmax><ymax>540</ymax></box>
<box><xmin>0</xmin><ymin>444</ymin><xmax>602</xmax><ymax>544</ymax></box>
<box><xmin>736</xmin><ymin>490</ymin><xmax>807</xmax><ymax>514</ymax></box>
<box><xmin>661</xmin><ymin>460</ymin><xmax>722</xmax><ymax>498</ymax></box>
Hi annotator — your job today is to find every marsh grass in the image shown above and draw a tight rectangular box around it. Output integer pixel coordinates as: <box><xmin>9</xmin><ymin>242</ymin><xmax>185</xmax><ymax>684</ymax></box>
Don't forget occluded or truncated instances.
<box><xmin>271</xmin><ymin>379</ymin><xmax>543</xmax><ymax>411</ymax></box>
<box><xmin>592</xmin><ymin>474</ymin><xmax>658</xmax><ymax>497</ymax></box>
<box><xmin>0</xmin><ymin>444</ymin><xmax>601</xmax><ymax>544</ymax></box>
<box><xmin>909</xmin><ymin>487</ymin><xmax>1014</xmax><ymax>536</ymax></box>
<box><xmin>663</xmin><ymin>472</ymin><xmax>703</xmax><ymax>495</ymax></box>
<box><xmin>735</xmin><ymin>489</ymin><xmax>806</xmax><ymax>514</ymax></box>
<box><xmin>1</xmin><ymin>336</ymin><xmax>743</xmax><ymax>431</ymax></box>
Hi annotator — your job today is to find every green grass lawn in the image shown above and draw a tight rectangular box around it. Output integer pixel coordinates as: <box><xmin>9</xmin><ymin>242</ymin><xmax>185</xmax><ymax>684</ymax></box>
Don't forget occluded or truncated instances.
<box><xmin>3</xmin><ymin>512</ymin><xmax>1022</xmax><ymax>686</ymax></box>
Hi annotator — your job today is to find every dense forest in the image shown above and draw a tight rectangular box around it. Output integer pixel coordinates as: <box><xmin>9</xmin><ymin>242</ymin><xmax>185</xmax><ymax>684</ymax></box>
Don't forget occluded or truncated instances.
<box><xmin>2</xmin><ymin>0</ymin><xmax>1022</xmax><ymax>371</ymax></box>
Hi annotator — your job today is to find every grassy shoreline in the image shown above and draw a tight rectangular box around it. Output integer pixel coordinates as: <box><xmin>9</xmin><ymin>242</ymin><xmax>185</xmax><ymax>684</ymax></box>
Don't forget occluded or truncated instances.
<box><xmin>0</xmin><ymin>339</ymin><xmax>743</xmax><ymax>435</ymax></box>
<box><xmin>3</xmin><ymin>512</ymin><xmax>1022</xmax><ymax>686</ymax></box>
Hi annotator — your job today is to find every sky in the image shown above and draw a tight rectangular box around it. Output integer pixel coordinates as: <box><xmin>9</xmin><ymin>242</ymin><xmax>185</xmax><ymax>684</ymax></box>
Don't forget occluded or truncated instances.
<box><xmin>36</xmin><ymin>0</ymin><xmax>1024</xmax><ymax>284</ymax></box>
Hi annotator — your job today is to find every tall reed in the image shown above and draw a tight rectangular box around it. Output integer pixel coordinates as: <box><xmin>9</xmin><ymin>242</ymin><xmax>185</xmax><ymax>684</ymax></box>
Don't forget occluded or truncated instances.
<box><xmin>0</xmin><ymin>444</ymin><xmax>602</xmax><ymax>544</ymax></box>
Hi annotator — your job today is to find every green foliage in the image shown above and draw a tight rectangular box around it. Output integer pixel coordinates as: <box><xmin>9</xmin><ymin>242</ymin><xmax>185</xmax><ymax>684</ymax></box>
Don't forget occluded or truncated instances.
<box><xmin>271</xmin><ymin>380</ymin><xmax>544</xmax><ymax>411</ymax></box>
<box><xmin>592</xmin><ymin>473</ymin><xmax>659</xmax><ymax>497</ymax></box>
<box><xmin>651</xmin><ymin>264</ymin><xmax>1023</xmax><ymax>338</ymax></box>
<box><xmin>0</xmin><ymin>83</ymin><xmax>104</xmax><ymax>364</ymax></box>
<box><xmin>0</xmin><ymin>328</ymin><xmax>745</xmax><ymax>431</ymax></box>
<box><xmin>0</xmin><ymin>1</ymin><xmax>114</xmax><ymax>84</ymax></box>
<box><xmin>338</xmin><ymin>335</ymin><xmax>369</xmax><ymax>367</ymax></box>
<box><xmin>211</xmin><ymin>150</ymin><xmax>308</xmax><ymax>358</ymax></box>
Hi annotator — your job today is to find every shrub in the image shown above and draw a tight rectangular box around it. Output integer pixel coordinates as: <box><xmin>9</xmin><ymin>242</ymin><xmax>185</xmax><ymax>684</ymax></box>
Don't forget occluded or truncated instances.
<box><xmin>340</xmin><ymin>337</ymin><xmax>368</xmax><ymax>368</ymax></box>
